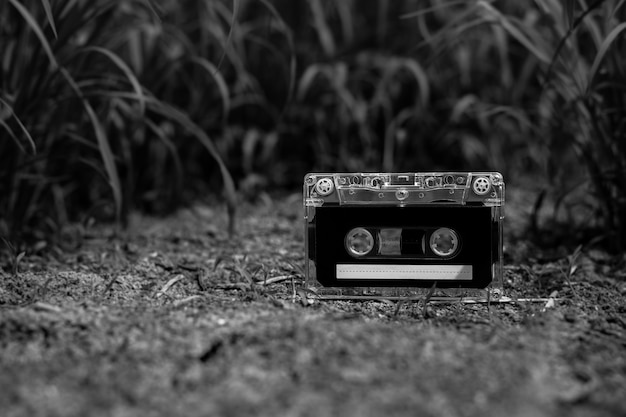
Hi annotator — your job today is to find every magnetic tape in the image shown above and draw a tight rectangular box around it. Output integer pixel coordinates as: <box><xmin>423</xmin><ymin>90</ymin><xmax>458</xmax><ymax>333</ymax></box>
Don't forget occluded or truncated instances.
<box><xmin>304</xmin><ymin>172</ymin><xmax>505</xmax><ymax>301</ymax></box>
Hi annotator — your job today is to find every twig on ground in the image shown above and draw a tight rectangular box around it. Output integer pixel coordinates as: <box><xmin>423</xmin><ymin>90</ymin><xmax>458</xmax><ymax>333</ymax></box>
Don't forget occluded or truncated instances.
<box><xmin>260</xmin><ymin>275</ymin><xmax>300</xmax><ymax>285</ymax></box>
<box><xmin>211</xmin><ymin>283</ymin><xmax>248</xmax><ymax>290</ymax></box>
<box><xmin>172</xmin><ymin>295</ymin><xmax>203</xmax><ymax>307</ymax></box>
<box><xmin>156</xmin><ymin>275</ymin><xmax>185</xmax><ymax>298</ymax></box>
<box><xmin>31</xmin><ymin>301</ymin><xmax>63</xmax><ymax>313</ymax></box>
<box><xmin>393</xmin><ymin>299</ymin><xmax>407</xmax><ymax>317</ymax></box>
<box><xmin>100</xmin><ymin>274</ymin><xmax>119</xmax><ymax>297</ymax></box>
<box><xmin>177</xmin><ymin>263</ymin><xmax>200</xmax><ymax>272</ymax></box>
<box><xmin>195</xmin><ymin>271</ymin><xmax>207</xmax><ymax>291</ymax></box>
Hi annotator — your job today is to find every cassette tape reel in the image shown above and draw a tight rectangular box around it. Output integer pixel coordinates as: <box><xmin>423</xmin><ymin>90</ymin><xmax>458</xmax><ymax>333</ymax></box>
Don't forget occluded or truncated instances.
<box><xmin>304</xmin><ymin>172</ymin><xmax>505</xmax><ymax>301</ymax></box>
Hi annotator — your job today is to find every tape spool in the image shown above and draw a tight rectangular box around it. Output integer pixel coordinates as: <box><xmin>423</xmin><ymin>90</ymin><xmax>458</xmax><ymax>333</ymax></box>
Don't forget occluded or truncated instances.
<box><xmin>345</xmin><ymin>228</ymin><xmax>375</xmax><ymax>257</ymax></box>
<box><xmin>429</xmin><ymin>227</ymin><xmax>459</xmax><ymax>257</ymax></box>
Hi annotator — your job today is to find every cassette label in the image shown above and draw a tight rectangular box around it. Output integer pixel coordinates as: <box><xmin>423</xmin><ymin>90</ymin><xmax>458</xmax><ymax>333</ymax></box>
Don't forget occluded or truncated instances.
<box><xmin>336</xmin><ymin>264</ymin><xmax>473</xmax><ymax>280</ymax></box>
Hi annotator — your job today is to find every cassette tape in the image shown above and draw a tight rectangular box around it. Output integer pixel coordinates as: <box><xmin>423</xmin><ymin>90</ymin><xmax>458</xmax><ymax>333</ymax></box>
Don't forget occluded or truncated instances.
<box><xmin>304</xmin><ymin>172</ymin><xmax>505</xmax><ymax>301</ymax></box>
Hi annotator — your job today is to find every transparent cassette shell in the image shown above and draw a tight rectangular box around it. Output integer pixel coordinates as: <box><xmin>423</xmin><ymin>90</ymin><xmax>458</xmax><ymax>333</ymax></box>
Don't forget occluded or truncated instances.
<box><xmin>304</xmin><ymin>172</ymin><xmax>505</xmax><ymax>302</ymax></box>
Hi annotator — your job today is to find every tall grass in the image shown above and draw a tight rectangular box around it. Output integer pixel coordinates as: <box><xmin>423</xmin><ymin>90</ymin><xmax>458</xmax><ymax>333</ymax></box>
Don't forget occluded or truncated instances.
<box><xmin>280</xmin><ymin>0</ymin><xmax>540</xmax><ymax>177</ymax></box>
<box><xmin>0</xmin><ymin>0</ymin><xmax>244</xmax><ymax>244</ymax></box>
<box><xmin>1</xmin><ymin>0</ymin><xmax>624</xmax><ymax>252</ymax></box>
<box><xmin>278</xmin><ymin>0</ymin><xmax>626</xmax><ymax>250</ymax></box>
<box><xmin>534</xmin><ymin>0</ymin><xmax>626</xmax><ymax>250</ymax></box>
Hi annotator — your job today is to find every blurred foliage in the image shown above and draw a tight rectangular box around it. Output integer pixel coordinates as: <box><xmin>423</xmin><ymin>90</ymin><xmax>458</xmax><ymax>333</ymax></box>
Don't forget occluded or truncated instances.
<box><xmin>1</xmin><ymin>0</ymin><xmax>625</xmax><ymax>250</ymax></box>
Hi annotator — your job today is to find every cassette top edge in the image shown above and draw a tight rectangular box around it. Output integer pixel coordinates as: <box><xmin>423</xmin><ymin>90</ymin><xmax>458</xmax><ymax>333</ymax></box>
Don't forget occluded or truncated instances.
<box><xmin>304</xmin><ymin>172</ymin><xmax>504</xmax><ymax>207</ymax></box>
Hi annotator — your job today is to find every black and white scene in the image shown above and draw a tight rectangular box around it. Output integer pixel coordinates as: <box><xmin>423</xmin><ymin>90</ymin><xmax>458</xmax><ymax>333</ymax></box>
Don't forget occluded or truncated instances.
<box><xmin>1</xmin><ymin>1</ymin><xmax>625</xmax><ymax>416</ymax></box>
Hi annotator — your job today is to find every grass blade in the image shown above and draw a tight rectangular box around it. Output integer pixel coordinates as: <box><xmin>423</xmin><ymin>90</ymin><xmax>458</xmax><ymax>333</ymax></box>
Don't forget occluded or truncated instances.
<box><xmin>478</xmin><ymin>1</ymin><xmax>551</xmax><ymax>63</ymax></box>
<box><xmin>140</xmin><ymin>0</ymin><xmax>162</xmax><ymax>22</ymax></box>
<box><xmin>148</xmin><ymin>100</ymin><xmax>237</xmax><ymax>235</ymax></box>
<box><xmin>191</xmin><ymin>57</ymin><xmax>231</xmax><ymax>121</ymax></box>
<box><xmin>215</xmin><ymin>0</ymin><xmax>238</xmax><ymax>72</ymax></box>
<box><xmin>8</xmin><ymin>0</ymin><xmax>58</xmax><ymax>69</ymax></box>
<box><xmin>85</xmin><ymin>102</ymin><xmax>123</xmax><ymax>225</ymax></box>
<box><xmin>401</xmin><ymin>0</ymin><xmax>473</xmax><ymax>19</ymax></box>
<box><xmin>58</xmin><ymin>68</ymin><xmax>123</xmax><ymax>225</ymax></box>
<box><xmin>40</xmin><ymin>0</ymin><xmax>58</xmax><ymax>39</ymax></box>
<box><xmin>564</xmin><ymin>0</ymin><xmax>575</xmax><ymax>29</ymax></box>
<box><xmin>0</xmin><ymin>98</ymin><xmax>37</xmax><ymax>155</ymax></box>
<box><xmin>296</xmin><ymin>64</ymin><xmax>329</xmax><ymax>100</ymax></box>
<box><xmin>0</xmin><ymin>120</ymin><xmax>25</xmax><ymax>154</ymax></box>
<box><xmin>81</xmin><ymin>46</ymin><xmax>146</xmax><ymax>115</ymax></box>
<box><xmin>255</xmin><ymin>0</ymin><xmax>297</xmax><ymax>109</ymax></box>
<box><xmin>398</xmin><ymin>58</ymin><xmax>430</xmax><ymax>107</ymax></box>
<box><xmin>543</xmin><ymin>0</ymin><xmax>606</xmax><ymax>86</ymax></box>
<box><xmin>144</xmin><ymin>118</ymin><xmax>184</xmax><ymax>196</ymax></box>
<box><xmin>610</xmin><ymin>0</ymin><xmax>626</xmax><ymax>20</ymax></box>
<box><xmin>307</xmin><ymin>0</ymin><xmax>335</xmax><ymax>56</ymax></box>
<box><xmin>587</xmin><ymin>22</ymin><xmax>626</xmax><ymax>93</ymax></box>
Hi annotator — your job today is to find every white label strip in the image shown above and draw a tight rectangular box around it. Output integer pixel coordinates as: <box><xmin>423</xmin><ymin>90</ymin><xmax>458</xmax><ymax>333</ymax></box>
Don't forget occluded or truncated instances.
<box><xmin>336</xmin><ymin>264</ymin><xmax>473</xmax><ymax>280</ymax></box>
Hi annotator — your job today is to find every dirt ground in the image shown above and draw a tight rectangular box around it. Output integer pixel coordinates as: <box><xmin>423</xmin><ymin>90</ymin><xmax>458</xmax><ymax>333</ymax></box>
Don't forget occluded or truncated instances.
<box><xmin>1</xmin><ymin>192</ymin><xmax>625</xmax><ymax>417</ymax></box>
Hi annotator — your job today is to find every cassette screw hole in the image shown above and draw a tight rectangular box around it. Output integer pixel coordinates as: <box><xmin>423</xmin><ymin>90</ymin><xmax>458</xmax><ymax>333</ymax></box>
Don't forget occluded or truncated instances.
<box><xmin>472</xmin><ymin>177</ymin><xmax>491</xmax><ymax>195</ymax></box>
<box><xmin>430</xmin><ymin>228</ymin><xmax>459</xmax><ymax>257</ymax></box>
<box><xmin>395</xmin><ymin>189</ymin><xmax>409</xmax><ymax>200</ymax></box>
<box><xmin>346</xmin><ymin>228</ymin><xmax>375</xmax><ymax>257</ymax></box>
<box><xmin>315</xmin><ymin>178</ymin><xmax>334</xmax><ymax>196</ymax></box>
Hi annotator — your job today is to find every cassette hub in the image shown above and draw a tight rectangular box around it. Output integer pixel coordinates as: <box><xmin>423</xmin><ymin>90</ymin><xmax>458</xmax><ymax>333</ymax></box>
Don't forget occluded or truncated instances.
<box><xmin>345</xmin><ymin>228</ymin><xmax>375</xmax><ymax>257</ymax></box>
<box><xmin>430</xmin><ymin>228</ymin><xmax>459</xmax><ymax>257</ymax></box>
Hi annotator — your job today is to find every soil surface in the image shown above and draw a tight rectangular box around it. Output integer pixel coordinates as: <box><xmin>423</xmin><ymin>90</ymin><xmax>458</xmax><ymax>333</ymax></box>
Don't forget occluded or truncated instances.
<box><xmin>1</xmin><ymin>193</ymin><xmax>625</xmax><ymax>417</ymax></box>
